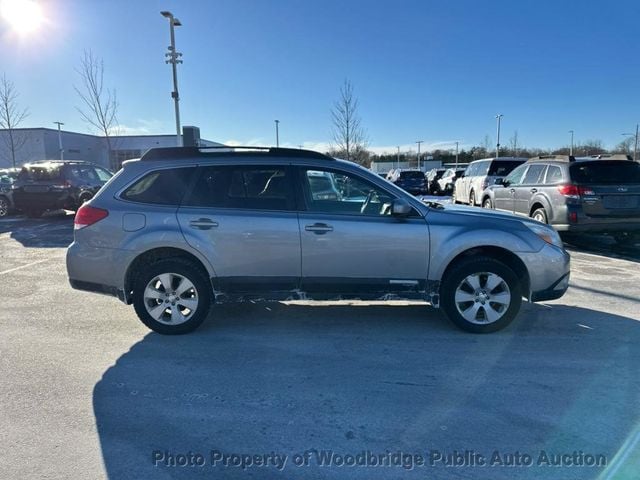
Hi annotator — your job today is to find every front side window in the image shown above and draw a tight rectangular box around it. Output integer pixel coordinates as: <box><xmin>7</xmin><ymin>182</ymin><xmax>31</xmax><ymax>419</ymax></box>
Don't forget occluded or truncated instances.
<box><xmin>185</xmin><ymin>165</ymin><xmax>293</xmax><ymax>211</ymax></box>
<box><xmin>95</xmin><ymin>167</ymin><xmax>114</xmax><ymax>182</ymax></box>
<box><xmin>122</xmin><ymin>167</ymin><xmax>195</xmax><ymax>205</ymax></box>
<box><xmin>302</xmin><ymin>168</ymin><xmax>396</xmax><ymax>216</ymax></box>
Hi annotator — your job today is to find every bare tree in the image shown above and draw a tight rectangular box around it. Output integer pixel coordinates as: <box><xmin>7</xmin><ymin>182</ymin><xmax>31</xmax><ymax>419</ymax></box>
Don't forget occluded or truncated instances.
<box><xmin>330</xmin><ymin>80</ymin><xmax>368</xmax><ymax>164</ymax></box>
<box><xmin>75</xmin><ymin>50</ymin><xmax>119</xmax><ymax>169</ymax></box>
<box><xmin>0</xmin><ymin>75</ymin><xmax>29</xmax><ymax>168</ymax></box>
<box><xmin>508</xmin><ymin>130</ymin><xmax>519</xmax><ymax>156</ymax></box>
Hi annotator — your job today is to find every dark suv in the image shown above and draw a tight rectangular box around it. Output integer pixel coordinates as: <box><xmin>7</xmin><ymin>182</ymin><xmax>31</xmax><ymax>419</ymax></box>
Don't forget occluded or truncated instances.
<box><xmin>387</xmin><ymin>169</ymin><xmax>428</xmax><ymax>195</ymax></box>
<box><xmin>12</xmin><ymin>161</ymin><xmax>113</xmax><ymax>217</ymax></box>
<box><xmin>482</xmin><ymin>155</ymin><xmax>640</xmax><ymax>242</ymax></box>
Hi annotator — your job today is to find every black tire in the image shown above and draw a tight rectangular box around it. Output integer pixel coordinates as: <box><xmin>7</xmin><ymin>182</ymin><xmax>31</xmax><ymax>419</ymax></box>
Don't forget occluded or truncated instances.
<box><xmin>440</xmin><ymin>256</ymin><xmax>522</xmax><ymax>333</ymax></box>
<box><xmin>78</xmin><ymin>193</ymin><xmax>93</xmax><ymax>206</ymax></box>
<box><xmin>482</xmin><ymin>197</ymin><xmax>493</xmax><ymax>209</ymax></box>
<box><xmin>132</xmin><ymin>258</ymin><xmax>212</xmax><ymax>335</ymax></box>
<box><xmin>469</xmin><ymin>191</ymin><xmax>476</xmax><ymax>206</ymax></box>
<box><xmin>531</xmin><ymin>207</ymin><xmax>547</xmax><ymax>224</ymax></box>
<box><xmin>0</xmin><ymin>196</ymin><xmax>9</xmax><ymax>217</ymax></box>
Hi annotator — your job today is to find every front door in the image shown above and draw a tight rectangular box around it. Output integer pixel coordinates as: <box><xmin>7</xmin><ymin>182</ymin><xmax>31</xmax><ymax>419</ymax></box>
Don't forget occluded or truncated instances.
<box><xmin>494</xmin><ymin>163</ymin><xmax>528</xmax><ymax>213</ymax></box>
<box><xmin>296</xmin><ymin>166</ymin><xmax>429</xmax><ymax>295</ymax></box>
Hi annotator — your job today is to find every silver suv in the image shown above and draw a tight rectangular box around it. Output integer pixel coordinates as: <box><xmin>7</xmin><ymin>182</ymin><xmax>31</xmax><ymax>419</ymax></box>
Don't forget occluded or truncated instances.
<box><xmin>66</xmin><ymin>146</ymin><xmax>570</xmax><ymax>335</ymax></box>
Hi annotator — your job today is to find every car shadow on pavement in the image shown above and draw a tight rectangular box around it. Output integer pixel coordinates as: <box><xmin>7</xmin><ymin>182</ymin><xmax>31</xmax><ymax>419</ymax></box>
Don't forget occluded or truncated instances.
<box><xmin>0</xmin><ymin>213</ymin><xmax>74</xmax><ymax>248</ymax></box>
<box><xmin>93</xmin><ymin>302</ymin><xmax>640</xmax><ymax>480</ymax></box>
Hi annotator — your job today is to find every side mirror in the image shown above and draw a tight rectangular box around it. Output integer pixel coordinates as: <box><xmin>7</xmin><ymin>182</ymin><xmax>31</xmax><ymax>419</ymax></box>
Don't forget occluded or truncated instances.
<box><xmin>391</xmin><ymin>199</ymin><xmax>412</xmax><ymax>217</ymax></box>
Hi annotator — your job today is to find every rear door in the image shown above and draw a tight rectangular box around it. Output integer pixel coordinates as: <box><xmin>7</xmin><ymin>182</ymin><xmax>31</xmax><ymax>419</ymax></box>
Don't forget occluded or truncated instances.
<box><xmin>569</xmin><ymin>160</ymin><xmax>640</xmax><ymax>217</ymax></box>
<box><xmin>177</xmin><ymin>164</ymin><xmax>301</xmax><ymax>293</ymax></box>
<box><xmin>297</xmin><ymin>165</ymin><xmax>429</xmax><ymax>295</ymax></box>
<box><xmin>514</xmin><ymin>163</ymin><xmax>547</xmax><ymax>215</ymax></box>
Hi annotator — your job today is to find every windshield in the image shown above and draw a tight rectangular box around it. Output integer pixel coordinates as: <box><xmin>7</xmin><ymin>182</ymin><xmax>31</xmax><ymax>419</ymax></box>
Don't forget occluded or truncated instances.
<box><xmin>569</xmin><ymin>161</ymin><xmax>640</xmax><ymax>184</ymax></box>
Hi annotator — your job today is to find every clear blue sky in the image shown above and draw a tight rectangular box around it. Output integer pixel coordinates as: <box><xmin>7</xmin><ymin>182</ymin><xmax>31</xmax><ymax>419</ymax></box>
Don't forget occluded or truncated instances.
<box><xmin>2</xmin><ymin>0</ymin><xmax>639</xmax><ymax>153</ymax></box>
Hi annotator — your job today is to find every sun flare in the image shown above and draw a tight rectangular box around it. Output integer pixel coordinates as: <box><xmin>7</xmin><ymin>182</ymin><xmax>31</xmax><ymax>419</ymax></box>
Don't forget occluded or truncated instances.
<box><xmin>1</xmin><ymin>0</ymin><xmax>44</xmax><ymax>34</ymax></box>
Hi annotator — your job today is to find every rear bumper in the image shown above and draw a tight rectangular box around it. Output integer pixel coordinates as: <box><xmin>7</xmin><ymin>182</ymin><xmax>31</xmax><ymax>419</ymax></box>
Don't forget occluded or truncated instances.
<box><xmin>66</xmin><ymin>241</ymin><xmax>132</xmax><ymax>303</ymax></box>
<box><xmin>13</xmin><ymin>191</ymin><xmax>77</xmax><ymax>211</ymax></box>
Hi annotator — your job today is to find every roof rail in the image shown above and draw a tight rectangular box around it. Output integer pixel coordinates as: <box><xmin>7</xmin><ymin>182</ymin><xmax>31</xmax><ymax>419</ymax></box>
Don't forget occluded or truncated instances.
<box><xmin>527</xmin><ymin>155</ymin><xmax>575</xmax><ymax>162</ymax></box>
<box><xmin>140</xmin><ymin>145</ymin><xmax>332</xmax><ymax>162</ymax></box>
<box><xmin>576</xmin><ymin>154</ymin><xmax>633</xmax><ymax>161</ymax></box>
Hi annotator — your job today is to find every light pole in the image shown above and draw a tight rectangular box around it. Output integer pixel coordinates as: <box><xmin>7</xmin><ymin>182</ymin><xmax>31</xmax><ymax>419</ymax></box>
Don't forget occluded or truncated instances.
<box><xmin>396</xmin><ymin>146</ymin><xmax>400</xmax><ymax>168</ymax></box>
<box><xmin>274</xmin><ymin>120</ymin><xmax>280</xmax><ymax>147</ymax></box>
<box><xmin>622</xmin><ymin>124</ymin><xmax>639</xmax><ymax>161</ymax></box>
<box><xmin>568</xmin><ymin>130</ymin><xmax>574</xmax><ymax>156</ymax></box>
<box><xmin>495</xmin><ymin>114</ymin><xmax>503</xmax><ymax>158</ymax></box>
<box><xmin>53</xmin><ymin>121</ymin><xmax>64</xmax><ymax>160</ymax></box>
<box><xmin>161</xmin><ymin>11</ymin><xmax>183</xmax><ymax>147</ymax></box>
<box><xmin>455</xmin><ymin>141</ymin><xmax>459</xmax><ymax>168</ymax></box>
<box><xmin>416</xmin><ymin>140</ymin><xmax>423</xmax><ymax>170</ymax></box>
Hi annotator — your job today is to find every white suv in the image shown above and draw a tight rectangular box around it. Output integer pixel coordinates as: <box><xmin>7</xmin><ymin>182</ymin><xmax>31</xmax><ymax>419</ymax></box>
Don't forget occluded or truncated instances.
<box><xmin>455</xmin><ymin>157</ymin><xmax>526</xmax><ymax>206</ymax></box>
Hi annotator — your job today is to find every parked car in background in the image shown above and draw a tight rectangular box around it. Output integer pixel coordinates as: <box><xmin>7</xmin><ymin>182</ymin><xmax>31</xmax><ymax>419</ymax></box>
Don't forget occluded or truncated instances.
<box><xmin>425</xmin><ymin>168</ymin><xmax>446</xmax><ymax>194</ymax></box>
<box><xmin>12</xmin><ymin>160</ymin><xmax>113</xmax><ymax>217</ymax></box>
<box><xmin>481</xmin><ymin>154</ymin><xmax>640</xmax><ymax>243</ymax></box>
<box><xmin>454</xmin><ymin>157</ymin><xmax>526</xmax><ymax>206</ymax></box>
<box><xmin>437</xmin><ymin>168</ymin><xmax>466</xmax><ymax>195</ymax></box>
<box><xmin>67</xmin><ymin>146</ymin><xmax>570</xmax><ymax>335</ymax></box>
<box><xmin>0</xmin><ymin>168</ymin><xmax>21</xmax><ymax>217</ymax></box>
<box><xmin>386</xmin><ymin>169</ymin><xmax>428</xmax><ymax>195</ymax></box>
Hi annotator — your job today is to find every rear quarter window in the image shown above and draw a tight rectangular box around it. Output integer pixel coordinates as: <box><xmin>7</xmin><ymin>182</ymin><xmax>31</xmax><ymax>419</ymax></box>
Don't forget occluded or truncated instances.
<box><xmin>121</xmin><ymin>167</ymin><xmax>195</xmax><ymax>205</ymax></box>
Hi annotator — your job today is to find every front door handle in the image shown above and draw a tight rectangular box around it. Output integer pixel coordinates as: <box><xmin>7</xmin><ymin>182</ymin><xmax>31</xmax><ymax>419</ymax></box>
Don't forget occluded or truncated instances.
<box><xmin>530</xmin><ymin>188</ymin><xmax>538</xmax><ymax>193</ymax></box>
<box><xmin>305</xmin><ymin>223</ymin><xmax>333</xmax><ymax>234</ymax></box>
<box><xmin>509</xmin><ymin>188</ymin><xmax>516</xmax><ymax>193</ymax></box>
<box><xmin>189</xmin><ymin>218</ymin><xmax>219</xmax><ymax>230</ymax></box>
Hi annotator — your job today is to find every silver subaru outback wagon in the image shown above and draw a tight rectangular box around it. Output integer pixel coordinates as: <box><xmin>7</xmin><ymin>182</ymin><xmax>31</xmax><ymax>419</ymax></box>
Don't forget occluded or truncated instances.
<box><xmin>66</xmin><ymin>146</ymin><xmax>570</xmax><ymax>335</ymax></box>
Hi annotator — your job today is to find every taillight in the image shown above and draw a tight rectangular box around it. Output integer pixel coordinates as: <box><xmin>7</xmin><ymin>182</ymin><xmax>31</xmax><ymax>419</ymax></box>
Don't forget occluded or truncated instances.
<box><xmin>557</xmin><ymin>184</ymin><xmax>594</xmax><ymax>197</ymax></box>
<box><xmin>569</xmin><ymin>212</ymin><xmax>578</xmax><ymax>223</ymax></box>
<box><xmin>74</xmin><ymin>204</ymin><xmax>108</xmax><ymax>230</ymax></box>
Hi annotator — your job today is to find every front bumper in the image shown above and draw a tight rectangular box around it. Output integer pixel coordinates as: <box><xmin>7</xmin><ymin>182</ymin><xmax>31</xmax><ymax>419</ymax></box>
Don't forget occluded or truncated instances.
<box><xmin>517</xmin><ymin>244</ymin><xmax>571</xmax><ymax>302</ymax></box>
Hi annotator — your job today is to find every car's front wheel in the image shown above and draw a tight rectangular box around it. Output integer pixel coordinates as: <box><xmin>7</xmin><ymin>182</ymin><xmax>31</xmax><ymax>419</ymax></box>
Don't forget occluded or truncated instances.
<box><xmin>132</xmin><ymin>259</ymin><xmax>212</xmax><ymax>334</ymax></box>
<box><xmin>482</xmin><ymin>197</ymin><xmax>493</xmax><ymax>209</ymax></box>
<box><xmin>440</xmin><ymin>256</ymin><xmax>522</xmax><ymax>333</ymax></box>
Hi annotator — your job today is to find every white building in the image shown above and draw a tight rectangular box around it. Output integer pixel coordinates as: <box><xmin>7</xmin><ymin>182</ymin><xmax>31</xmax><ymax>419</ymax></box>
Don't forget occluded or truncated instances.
<box><xmin>0</xmin><ymin>127</ymin><xmax>222</xmax><ymax>170</ymax></box>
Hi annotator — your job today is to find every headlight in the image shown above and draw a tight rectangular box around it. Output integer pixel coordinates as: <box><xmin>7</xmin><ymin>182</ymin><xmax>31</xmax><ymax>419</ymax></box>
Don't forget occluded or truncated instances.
<box><xmin>523</xmin><ymin>222</ymin><xmax>563</xmax><ymax>249</ymax></box>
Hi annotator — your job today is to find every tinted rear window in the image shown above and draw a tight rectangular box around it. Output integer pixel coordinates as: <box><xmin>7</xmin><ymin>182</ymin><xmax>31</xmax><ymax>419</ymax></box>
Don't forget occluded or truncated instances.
<box><xmin>399</xmin><ymin>171</ymin><xmax>424</xmax><ymax>179</ymax></box>
<box><xmin>122</xmin><ymin>167</ymin><xmax>194</xmax><ymax>205</ymax></box>
<box><xmin>488</xmin><ymin>161</ymin><xmax>524</xmax><ymax>176</ymax></box>
<box><xmin>569</xmin><ymin>161</ymin><xmax>640</xmax><ymax>184</ymax></box>
<box><xmin>19</xmin><ymin>165</ymin><xmax>62</xmax><ymax>181</ymax></box>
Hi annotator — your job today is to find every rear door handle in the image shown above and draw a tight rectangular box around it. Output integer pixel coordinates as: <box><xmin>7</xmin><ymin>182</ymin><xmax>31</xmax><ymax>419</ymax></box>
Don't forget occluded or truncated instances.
<box><xmin>189</xmin><ymin>218</ymin><xmax>219</xmax><ymax>230</ymax></box>
<box><xmin>305</xmin><ymin>223</ymin><xmax>333</xmax><ymax>234</ymax></box>
<box><xmin>530</xmin><ymin>188</ymin><xmax>538</xmax><ymax>193</ymax></box>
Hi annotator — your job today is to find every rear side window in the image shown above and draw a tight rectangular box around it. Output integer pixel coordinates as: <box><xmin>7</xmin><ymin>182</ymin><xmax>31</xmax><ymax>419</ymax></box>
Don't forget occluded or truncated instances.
<box><xmin>522</xmin><ymin>164</ymin><xmax>547</xmax><ymax>184</ymax></box>
<box><xmin>488</xmin><ymin>160</ymin><xmax>524</xmax><ymax>176</ymax></box>
<box><xmin>122</xmin><ymin>167</ymin><xmax>194</xmax><ymax>205</ymax></box>
<box><xmin>399</xmin><ymin>171</ymin><xmax>424</xmax><ymax>180</ymax></box>
<box><xmin>569</xmin><ymin>161</ymin><xmax>640</xmax><ymax>184</ymax></box>
<box><xmin>545</xmin><ymin>166</ymin><xmax>563</xmax><ymax>184</ymax></box>
<box><xmin>19</xmin><ymin>165</ymin><xmax>62</xmax><ymax>181</ymax></box>
<box><xmin>185</xmin><ymin>166</ymin><xmax>293</xmax><ymax>211</ymax></box>
<box><xmin>472</xmin><ymin>161</ymin><xmax>489</xmax><ymax>176</ymax></box>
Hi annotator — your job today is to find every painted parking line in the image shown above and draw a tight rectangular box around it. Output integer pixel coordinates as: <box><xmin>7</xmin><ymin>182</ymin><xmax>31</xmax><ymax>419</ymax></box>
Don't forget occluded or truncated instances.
<box><xmin>0</xmin><ymin>259</ymin><xmax>50</xmax><ymax>275</ymax></box>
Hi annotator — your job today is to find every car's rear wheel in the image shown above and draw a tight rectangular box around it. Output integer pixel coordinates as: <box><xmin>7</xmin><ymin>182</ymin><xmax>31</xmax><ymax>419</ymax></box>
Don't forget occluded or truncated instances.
<box><xmin>469</xmin><ymin>191</ymin><xmax>476</xmax><ymax>206</ymax></box>
<box><xmin>132</xmin><ymin>259</ymin><xmax>211</xmax><ymax>334</ymax></box>
<box><xmin>440</xmin><ymin>256</ymin><xmax>522</xmax><ymax>333</ymax></box>
<box><xmin>531</xmin><ymin>207</ymin><xmax>548</xmax><ymax>224</ymax></box>
<box><xmin>482</xmin><ymin>197</ymin><xmax>493</xmax><ymax>209</ymax></box>
<box><xmin>0</xmin><ymin>197</ymin><xmax>9</xmax><ymax>217</ymax></box>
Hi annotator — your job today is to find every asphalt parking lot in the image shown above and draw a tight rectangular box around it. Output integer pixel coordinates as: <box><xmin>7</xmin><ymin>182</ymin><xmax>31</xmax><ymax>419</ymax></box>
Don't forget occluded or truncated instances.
<box><xmin>1</xmin><ymin>212</ymin><xmax>639</xmax><ymax>479</ymax></box>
